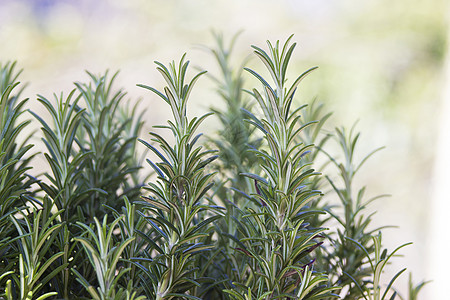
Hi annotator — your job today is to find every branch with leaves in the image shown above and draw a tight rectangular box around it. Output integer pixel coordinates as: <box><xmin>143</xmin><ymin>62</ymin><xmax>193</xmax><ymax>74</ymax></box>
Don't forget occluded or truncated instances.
<box><xmin>223</xmin><ymin>36</ymin><xmax>339</xmax><ymax>299</ymax></box>
<box><xmin>136</xmin><ymin>54</ymin><xmax>223</xmax><ymax>299</ymax></box>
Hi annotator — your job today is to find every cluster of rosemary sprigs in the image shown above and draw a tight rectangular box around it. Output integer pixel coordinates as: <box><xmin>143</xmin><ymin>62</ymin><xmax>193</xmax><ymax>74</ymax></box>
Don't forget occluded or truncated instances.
<box><xmin>0</xmin><ymin>35</ymin><xmax>426</xmax><ymax>300</ymax></box>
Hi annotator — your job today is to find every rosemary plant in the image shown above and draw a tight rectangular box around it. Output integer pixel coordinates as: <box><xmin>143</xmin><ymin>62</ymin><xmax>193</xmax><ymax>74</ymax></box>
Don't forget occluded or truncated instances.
<box><xmin>318</xmin><ymin>125</ymin><xmax>413</xmax><ymax>300</ymax></box>
<box><xmin>0</xmin><ymin>63</ymin><xmax>34</xmax><ymax>211</ymax></box>
<box><xmin>74</xmin><ymin>71</ymin><xmax>144</xmax><ymax>220</ymax></box>
<box><xmin>345</xmin><ymin>232</ymin><xmax>411</xmax><ymax>300</ymax></box>
<box><xmin>107</xmin><ymin>197</ymin><xmax>147</xmax><ymax>292</ymax></box>
<box><xmin>224</xmin><ymin>36</ymin><xmax>339</xmax><ymax>299</ymax></box>
<box><xmin>0</xmin><ymin>62</ymin><xmax>34</xmax><ymax>213</ymax></box>
<box><xmin>0</xmin><ymin>34</ymin><xmax>427</xmax><ymax>300</ymax></box>
<box><xmin>28</xmin><ymin>72</ymin><xmax>147</xmax><ymax>298</ymax></box>
<box><xmin>0</xmin><ymin>62</ymin><xmax>35</xmax><ymax>299</ymax></box>
<box><xmin>30</xmin><ymin>91</ymin><xmax>90</xmax><ymax>223</ymax></box>
<box><xmin>295</xmin><ymin>100</ymin><xmax>333</xmax><ymax>230</ymax></box>
<box><xmin>72</xmin><ymin>214</ymin><xmax>143</xmax><ymax>300</ymax></box>
<box><xmin>136</xmin><ymin>54</ymin><xmax>223</xmax><ymax>299</ymax></box>
<box><xmin>206</xmin><ymin>32</ymin><xmax>261</xmax><ymax>188</ymax></box>
<box><xmin>398</xmin><ymin>275</ymin><xmax>429</xmax><ymax>300</ymax></box>
<box><xmin>30</xmin><ymin>90</ymin><xmax>98</xmax><ymax>298</ymax></box>
<box><xmin>202</xmin><ymin>32</ymin><xmax>263</xmax><ymax>299</ymax></box>
<box><xmin>8</xmin><ymin>208</ymin><xmax>64</xmax><ymax>300</ymax></box>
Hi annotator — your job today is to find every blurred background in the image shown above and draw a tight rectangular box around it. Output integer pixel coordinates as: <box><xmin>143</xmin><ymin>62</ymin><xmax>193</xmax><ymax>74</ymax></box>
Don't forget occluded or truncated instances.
<box><xmin>0</xmin><ymin>0</ymin><xmax>448</xmax><ymax>298</ymax></box>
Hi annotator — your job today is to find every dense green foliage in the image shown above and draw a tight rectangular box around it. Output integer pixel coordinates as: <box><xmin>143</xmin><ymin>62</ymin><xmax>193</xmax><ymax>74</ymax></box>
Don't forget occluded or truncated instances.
<box><xmin>0</xmin><ymin>36</ymin><xmax>426</xmax><ymax>300</ymax></box>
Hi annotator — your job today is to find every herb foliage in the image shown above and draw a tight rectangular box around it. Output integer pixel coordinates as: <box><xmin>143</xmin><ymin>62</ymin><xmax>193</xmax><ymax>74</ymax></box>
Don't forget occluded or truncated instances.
<box><xmin>0</xmin><ymin>34</ymin><xmax>426</xmax><ymax>300</ymax></box>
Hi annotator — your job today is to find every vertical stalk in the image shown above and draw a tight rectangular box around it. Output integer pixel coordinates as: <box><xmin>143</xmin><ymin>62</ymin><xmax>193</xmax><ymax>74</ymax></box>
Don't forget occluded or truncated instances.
<box><xmin>224</xmin><ymin>35</ymin><xmax>338</xmax><ymax>299</ymax></box>
<box><xmin>138</xmin><ymin>54</ymin><xmax>222</xmax><ymax>299</ymax></box>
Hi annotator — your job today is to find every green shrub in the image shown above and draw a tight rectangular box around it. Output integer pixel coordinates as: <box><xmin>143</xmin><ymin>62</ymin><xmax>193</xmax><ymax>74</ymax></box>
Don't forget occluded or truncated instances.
<box><xmin>0</xmin><ymin>35</ymin><xmax>425</xmax><ymax>300</ymax></box>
